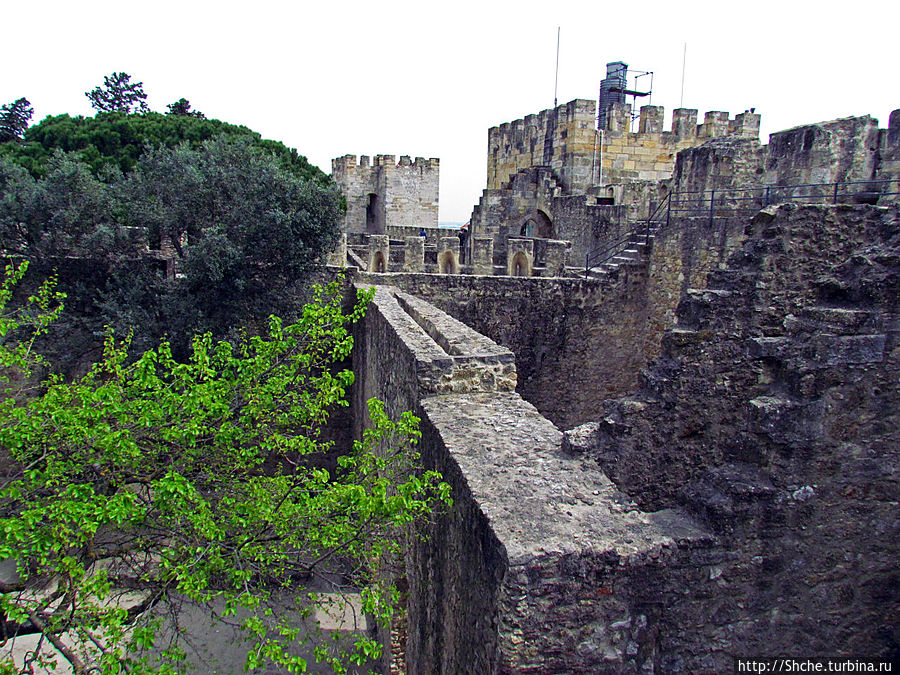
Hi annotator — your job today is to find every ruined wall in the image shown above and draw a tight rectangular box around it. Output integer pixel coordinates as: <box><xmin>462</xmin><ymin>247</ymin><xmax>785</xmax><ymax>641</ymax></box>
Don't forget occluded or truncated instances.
<box><xmin>766</xmin><ymin>116</ymin><xmax>880</xmax><ymax>186</ymax></box>
<box><xmin>331</xmin><ymin>155</ymin><xmax>439</xmax><ymax>235</ymax></box>
<box><xmin>571</xmin><ymin>203</ymin><xmax>899</xmax><ymax>662</ymax></box>
<box><xmin>350</xmin><ymin>282</ymin><xmax>720</xmax><ymax>673</ymax></box>
<box><xmin>350</xmin><ymin>203</ymin><xmax>897</xmax><ymax>670</ymax></box>
<box><xmin>878</xmin><ymin>109</ymin><xmax>900</xmax><ymax>191</ymax></box>
<box><xmin>671</xmin><ymin>110</ymin><xmax>900</xmax><ymax>201</ymax></box>
<box><xmin>356</xmin><ymin>202</ymin><xmax>743</xmax><ymax>432</ymax></box>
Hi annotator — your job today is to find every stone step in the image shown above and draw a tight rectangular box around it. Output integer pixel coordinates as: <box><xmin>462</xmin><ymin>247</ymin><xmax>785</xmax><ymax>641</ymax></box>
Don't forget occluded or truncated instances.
<box><xmin>796</xmin><ymin>307</ymin><xmax>883</xmax><ymax>334</ymax></box>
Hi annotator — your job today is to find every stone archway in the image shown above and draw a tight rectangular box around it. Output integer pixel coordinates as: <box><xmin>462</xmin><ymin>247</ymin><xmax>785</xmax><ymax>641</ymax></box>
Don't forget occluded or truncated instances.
<box><xmin>517</xmin><ymin>210</ymin><xmax>554</xmax><ymax>239</ymax></box>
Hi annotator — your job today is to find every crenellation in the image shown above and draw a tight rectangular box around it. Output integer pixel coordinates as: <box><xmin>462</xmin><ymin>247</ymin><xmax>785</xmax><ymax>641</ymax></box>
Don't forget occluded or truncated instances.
<box><xmin>639</xmin><ymin>105</ymin><xmax>664</xmax><ymax>133</ymax></box>
<box><xmin>671</xmin><ymin>108</ymin><xmax>698</xmax><ymax>137</ymax></box>
<box><xmin>731</xmin><ymin>110</ymin><xmax>761</xmax><ymax>138</ymax></box>
<box><xmin>605</xmin><ymin>102</ymin><xmax>632</xmax><ymax>132</ymax></box>
<box><xmin>699</xmin><ymin>110</ymin><xmax>730</xmax><ymax>138</ymax></box>
<box><xmin>331</xmin><ymin>150</ymin><xmax>440</xmax><ymax>235</ymax></box>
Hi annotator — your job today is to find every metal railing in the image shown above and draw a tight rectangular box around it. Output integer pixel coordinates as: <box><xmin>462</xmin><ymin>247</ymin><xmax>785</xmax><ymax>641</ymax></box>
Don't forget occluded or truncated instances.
<box><xmin>584</xmin><ymin>178</ymin><xmax>900</xmax><ymax>275</ymax></box>
<box><xmin>583</xmin><ymin>193</ymin><xmax>671</xmax><ymax>274</ymax></box>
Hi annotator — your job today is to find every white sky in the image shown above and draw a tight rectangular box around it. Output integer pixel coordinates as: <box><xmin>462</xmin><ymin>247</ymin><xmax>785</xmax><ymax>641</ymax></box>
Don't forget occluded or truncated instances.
<box><xmin>4</xmin><ymin>0</ymin><xmax>898</xmax><ymax>222</ymax></box>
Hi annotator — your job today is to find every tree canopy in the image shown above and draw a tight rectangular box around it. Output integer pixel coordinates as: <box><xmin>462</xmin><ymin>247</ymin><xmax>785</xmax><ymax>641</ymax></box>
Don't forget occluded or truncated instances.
<box><xmin>85</xmin><ymin>72</ymin><xmax>150</xmax><ymax>115</ymax></box>
<box><xmin>0</xmin><ymin>112</ymin><xmax>328</xmax><ymax>186</ymax></box>
<box><xmin>166</xmin><ymin>98</ymin><xmax>204</xmax><ymax>119</ymax></box>
<box><xmin>0</xmin><ymin>264</ymin><xmax>449</xmax><ymax>674</ymax></box>
<box><xmin>109</xmin><ymin>136</ymin><xmax>344</xmax><ymax>346</ymax></box>
<box><xmin>0</xmin><ymin>99</ymin><xmax>33</xmax><ymax>143</ymax></box>
<box><xmin>0</xmin><ymin>135</ymin><xmax>343</xmax><ymax>358</ymax></box>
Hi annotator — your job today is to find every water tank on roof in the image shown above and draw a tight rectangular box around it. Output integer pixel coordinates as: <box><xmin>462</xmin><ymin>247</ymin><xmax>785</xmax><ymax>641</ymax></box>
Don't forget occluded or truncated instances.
<box><xmin>598</xmin><ymin>61</ymin><xmax>628</xmax><ymax>129</ymax></box>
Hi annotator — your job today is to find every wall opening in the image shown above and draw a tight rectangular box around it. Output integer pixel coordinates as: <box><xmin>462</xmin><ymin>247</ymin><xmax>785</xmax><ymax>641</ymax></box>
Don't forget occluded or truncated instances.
<box><xmin>366</xmin><ymin>193</ymin><xmax>383</xmax><ymax>234</ymax></box>
<box><xmin>518</xmin><ymin>210</ymin><xmax>554</xmax><ymax>239</ymax></box>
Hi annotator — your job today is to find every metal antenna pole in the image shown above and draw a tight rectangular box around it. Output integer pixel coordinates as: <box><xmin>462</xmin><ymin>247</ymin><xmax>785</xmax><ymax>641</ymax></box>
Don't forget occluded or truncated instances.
<box><xmin>553</xmin><ymin>26</ymin><xmax>560</xmax><ymax>107</ymax></box>
<box><xmin>680</xmin><ymin>43</ymin><xmax>687</xmax><ymax>108</ymax></box>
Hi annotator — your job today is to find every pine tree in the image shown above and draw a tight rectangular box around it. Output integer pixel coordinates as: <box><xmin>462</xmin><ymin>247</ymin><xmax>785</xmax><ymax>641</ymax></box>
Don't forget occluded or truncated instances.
<box><xmin>0</xmin><ymin>98</ymin><xmax>33</xmax><ymax>142</ymax></box>
<box><xmin>85</xmin><ymin>72</ymin><xmax>150</xmax><ymax>114</ymax></box>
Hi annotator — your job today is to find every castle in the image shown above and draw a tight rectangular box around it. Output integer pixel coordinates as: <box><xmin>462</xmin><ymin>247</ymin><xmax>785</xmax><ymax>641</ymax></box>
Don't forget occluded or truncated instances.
<box><xmin>328</xmin><ymin>66</ymin><xmax>898</xmax><ymax>672</ymax></box>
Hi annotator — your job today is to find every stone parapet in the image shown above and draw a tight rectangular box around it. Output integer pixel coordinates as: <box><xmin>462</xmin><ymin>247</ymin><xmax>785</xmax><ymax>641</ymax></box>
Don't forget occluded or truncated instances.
<box><xmin>471</xmin><ymin>236</ymin><xmax>494</xmax><ymax>275</ymax></box>
<box><xmin>402</xmin><ymin>236</ymin><xmax>424</xmax><ymax>272</ymax></box>
<box><xmin>506</xmin><ymin>238</ymin><xmax>534</xmax><ymax>277</ymax></box>
<box><xmin>542</xmin><ymin>238</ymin><xmax>569</xmax><ymax>277</ymax></box>
<box><xmin>437</xmin><ymin>237</ymin><xmax>459</xmax><ymax>274</ymax></box>
<box><xmin>368</xmin><ymin>234</ymin><xmax>389</xmax><ymax>273</ymax></box>
<box><xmin>326</xmin><ymin>232</ymin><xmax>346</xmax><ymax>267</ymax></box>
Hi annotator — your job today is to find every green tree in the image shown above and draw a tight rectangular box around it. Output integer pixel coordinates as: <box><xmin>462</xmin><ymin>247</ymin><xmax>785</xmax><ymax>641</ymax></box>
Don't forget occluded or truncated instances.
<box><xmin>107</xmin><ymin>136</ymin><xmax>342</xmax><ymax>347</ymax></box>
<box><xmin>0</xmin><ymin>112</ymin><xmax>328</xmax><ymax>186</ymax></box>
<box><xmin>0</xmin><ymin>98</ymin><xmax>33</xmax><ymax>143</ymax></box>
<box><xmin>0</xmin><ymin>264</ymin><xmax>449</xmax><ymax>674</ymax></box>
<box><xmin>0</xmin><ymin>157</ymin><xmax>37</xmax><ymax>252</ymax></box>
<box><xmin>86</xmin><ymin>72</ymin><xmax>150</xmax><ymax>114</ymax></box>
<box><xmin>166</xmin><ymin>98</ymin><xmax>205</xmax><ymax>119</ymax></box>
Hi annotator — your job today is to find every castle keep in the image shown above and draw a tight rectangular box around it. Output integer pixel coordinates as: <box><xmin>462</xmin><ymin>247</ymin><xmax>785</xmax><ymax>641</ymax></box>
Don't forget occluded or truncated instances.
<box><xmin>328</xmin><ymin>71</ymin><xmax>899</xmax><ymax>671</ymax></box>
<box><xmin>331</xmin><ymin>154</ymin><xmax>439</xmax><ymax>235</ymax></box>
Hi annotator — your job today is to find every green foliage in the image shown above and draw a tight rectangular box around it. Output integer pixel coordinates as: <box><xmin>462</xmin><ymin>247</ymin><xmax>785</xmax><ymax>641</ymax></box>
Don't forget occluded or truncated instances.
<box><xmin>165</xmin><ymin>98</ymin><xmax>204</xmax><ymax>119</ymax></box>
<box><xmin>0</xmin><ymin>262</ymin><xmax>65</xmax><ymax>378</ymax></box>
<box><xmin>0</xmin><ymin>98</ymin><xmax>33</xmax><ymax>143</ymax></box>
<box><xmin>0</xmin><ymin>131</ymin><xmax>342</xmax><ymax>356</ymax></box>
<box><xmin>0</xmin><ymin>112</ymin><xmax>329</xmax><ymax>186</ymax></box>
<box><xmin>0</xmin><ymin>158</ymin><xmax>37</xmax><ymax>253</ymax></box>
<box><xmin>0</xmin><ymin>269</ymin><xmax>450</xmax><ymax>674</ymax></box>
<box><xmin>86</xmin><ymin>72</ymin><xmax>150</xmax><ymax>114</ymax></box>
<box><xmin>107</xmin><ymin>136</ymin><xmax>343</xmax><ymax>347</ymax></box>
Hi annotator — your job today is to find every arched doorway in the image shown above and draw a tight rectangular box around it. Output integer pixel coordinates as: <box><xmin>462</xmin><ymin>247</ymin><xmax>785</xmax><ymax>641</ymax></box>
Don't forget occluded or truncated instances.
<box><xmin>517</xmin><ymin>210</ymin><xmax>554</xmax><ymax>239</ymax></box>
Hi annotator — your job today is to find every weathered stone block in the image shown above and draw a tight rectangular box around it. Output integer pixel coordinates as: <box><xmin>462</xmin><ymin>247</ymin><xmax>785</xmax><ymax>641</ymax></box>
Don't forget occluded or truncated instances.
<box><xmin>403</xmin><ymin>235</ymin><xmax>424</xmax><ymax>272</ymax></box>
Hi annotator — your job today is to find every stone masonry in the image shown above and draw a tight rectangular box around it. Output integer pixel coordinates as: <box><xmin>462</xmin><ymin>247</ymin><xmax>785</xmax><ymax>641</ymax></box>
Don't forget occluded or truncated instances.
<box><xmin>327</xmin><ymin>92</ymin><xmax>899</xmax><ymax>671</ymax></box>
<box><xmin>343</xmin><ymin>200</ymin><xmax>898</xmax><ymax>672</ymax></box>
<box><xmin>331</xmin><ymin>154</ymin><xmax>439</xmax><ymax>235</ymax></box>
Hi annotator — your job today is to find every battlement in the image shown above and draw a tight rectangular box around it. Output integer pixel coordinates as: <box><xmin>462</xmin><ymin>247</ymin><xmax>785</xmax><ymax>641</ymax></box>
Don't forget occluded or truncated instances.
<box><xmin>489</xmin><ymin>99</ymin><xmax>597</xmax><ymax>139</ymax></box>
<box><xmin>331</xmin><ymin>152</ymin><xmax>440</xmax><ymax>235</ymax></box>
<box><xmin>332</xmin><ymin>154</ymin><xmax>439</xmax><ymax>173</ymax></box>
<box><xmin>486</xmin><ymin>98</ymin><xmax>762</xmax><ymax>192</ymax></box>
<box><xmin>602</xmin><ymin>103</ymin><xmax>761</xmax><ymax>139</ymax></box>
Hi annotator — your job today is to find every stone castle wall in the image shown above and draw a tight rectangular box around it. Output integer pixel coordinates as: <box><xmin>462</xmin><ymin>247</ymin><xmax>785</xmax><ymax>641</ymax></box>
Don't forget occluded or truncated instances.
<box><xmin>569</xmin><ymin>203</ymin><xmax>899</xmax><ymax>664</ymax></box>
<box><xmin>331</xmin><ymin>154</ymin><xmax>439</xmax><ymax>235</ymax></box>
<box><xmin>355</xmin><ymin>200</ymin><xmax>745</xmax><ymax>432</ymax></box>
<box><xmin>672</xmin><ymin>110</ymin><xmax>900</xmax><ymax>197</ymax></box>
<box><xmin>349</xmin><ymin>280</ymin><xmax>717</xmax><ymax>673</ymax></box>
<box><xmin>348</xmin><ymin>202</ymin><xmax>898</xmax><ymax>669</ymax></box>
<box><xmin>487</xmin><ymin>99</ymin><xmax>598</xmax><ymax>193</ymax></box>
<box><xmin>486</xmin><ymin>99</ymin><xmax>760</xmax><ymax>194</ymax></box>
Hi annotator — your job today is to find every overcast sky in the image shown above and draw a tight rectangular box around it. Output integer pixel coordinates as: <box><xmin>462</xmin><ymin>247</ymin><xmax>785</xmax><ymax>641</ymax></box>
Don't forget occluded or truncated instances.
<box><xmin>4</xmin><ymin>0</ymin><xmax>898</xmax><ymax>222</ymax></box>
